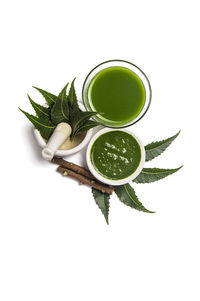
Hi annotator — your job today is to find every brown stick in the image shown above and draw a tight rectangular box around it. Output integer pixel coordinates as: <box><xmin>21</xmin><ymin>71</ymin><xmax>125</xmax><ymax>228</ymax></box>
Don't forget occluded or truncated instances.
<box><xmin>57</xmin><ymin>166</ymin><xmax>114</xmax><ymax>195</ymax></box>
<box><xmin>52</xmin><ymin>157</ymin><xmax>96</xmax><ymax>180</ymax></box>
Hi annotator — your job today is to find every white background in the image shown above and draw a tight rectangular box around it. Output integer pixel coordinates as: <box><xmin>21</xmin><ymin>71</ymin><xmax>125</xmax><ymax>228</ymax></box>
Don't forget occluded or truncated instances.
<box><xmin>0</xmin><ymin>0</ymin><xmax>199</xmax><ymax>300</ymax></box>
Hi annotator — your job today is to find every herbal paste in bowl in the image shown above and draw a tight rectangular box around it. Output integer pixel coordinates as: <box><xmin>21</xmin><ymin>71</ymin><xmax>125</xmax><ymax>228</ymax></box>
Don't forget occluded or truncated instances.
<box><xmin>86</xmin><ymin>128</ymin><xmax>145</xmax><ymax>185</ymax></box>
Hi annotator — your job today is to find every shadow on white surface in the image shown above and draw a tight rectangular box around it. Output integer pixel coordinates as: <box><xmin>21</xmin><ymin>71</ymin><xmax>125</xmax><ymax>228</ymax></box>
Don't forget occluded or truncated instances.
<box><xmin>24</xmin><ymin>125</ymin><xmax>46</xmax><ymax>164</ymax></box>
<box><xmin>24</xmin><ymin>124</ymin><xmax>103</xmax><ymax>168</ymax></box>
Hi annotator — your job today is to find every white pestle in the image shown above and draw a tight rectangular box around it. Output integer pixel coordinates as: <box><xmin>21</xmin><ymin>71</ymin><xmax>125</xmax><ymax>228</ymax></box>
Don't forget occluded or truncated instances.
<box><xmin>42</xmin><ymin>122</ymin><xmax>72</xmax><ymax>161</ymax></box>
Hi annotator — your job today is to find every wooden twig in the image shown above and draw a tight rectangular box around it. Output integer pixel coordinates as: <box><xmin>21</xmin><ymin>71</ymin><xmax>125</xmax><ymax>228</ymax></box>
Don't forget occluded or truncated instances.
<box><xmin>57</xmin><ymin>166</ymin><xmax>114</xmax><ymax>195</ymax></box>
<box><xmin>52</xmin><ymin>157</ymin><xmax>96</xmax><ymax>180</ymax></box>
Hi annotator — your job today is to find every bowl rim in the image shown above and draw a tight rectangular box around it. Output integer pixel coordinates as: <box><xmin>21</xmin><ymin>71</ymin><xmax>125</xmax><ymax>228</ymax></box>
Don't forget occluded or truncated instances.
<box><xmin>86</xmin><ymin>127</ymin><xmax>146</xmax><ymax>186</ymax></box>
<box><xmin>33</xmin><ymin>102</ymin><xmax>93</xmax><ymax>156</ymax></box>
<box><xmin>33</xmin><ymin>127</ymin><xmax>93</xmax><ymax>156</ymax></box>
<box><xmin>82</xmin><ymin>59</ymin><xmax>152</xmax><ymax>128</ymax></box>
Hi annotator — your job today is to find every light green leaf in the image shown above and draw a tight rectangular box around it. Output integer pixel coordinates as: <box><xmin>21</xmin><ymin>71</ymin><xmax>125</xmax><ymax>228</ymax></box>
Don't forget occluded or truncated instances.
<box><xmin>19</xmin><ymin>108</ymin><xmax>55</xmax><ymax>139</ymax></box>
<box><xmin>68</xmin><ymin>78</ymin><xmax>78</xmax><ymax>105</ymax></box>
<box><xmin>33</xmin><ymin>86</ymin><xmax>57</xmax><ymax>106</ymax></box>
<box><xmin>133</xmin><ymin>166</ymin><xmax>183</xmax><ymax>184</ymax></box>
<box><xmin>28</xmin><ymin>94</ymin><xmax>50</xmax><ymax>120</ymax></box>
<box><xmin>114</xmin><ymin>184</ymin><xmax>154</xmax><ymax>213</ymax></box>
<box><xmin>72</xmin><ymin>120</ymin><xmax>100</xmax><ymax>139</ymax></box>
<box><xmin>70</xmin><ymin>111</ymin><xmax>97</xmax><ymax>136</ymax></box>
<box><xmin>145</xmin><ymin>131</ymin><xmax>180</xmax><ymax>161</ymax></box>
<box><xmin>51</xmin><ymin>96</ymin><xmax>69</xmax><ymax>125</ymax></box>
<box><xmin>92</xmin><ymin>188</ymin><xmax>110</xmax><ymax>224</ymax></box>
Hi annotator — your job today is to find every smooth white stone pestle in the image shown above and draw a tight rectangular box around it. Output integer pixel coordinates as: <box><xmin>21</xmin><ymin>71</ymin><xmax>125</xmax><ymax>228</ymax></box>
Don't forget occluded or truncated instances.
<box><xmin>42</xmin><ymin>123</ymin><xmax>72</xmax><ymax>161</ymax></box>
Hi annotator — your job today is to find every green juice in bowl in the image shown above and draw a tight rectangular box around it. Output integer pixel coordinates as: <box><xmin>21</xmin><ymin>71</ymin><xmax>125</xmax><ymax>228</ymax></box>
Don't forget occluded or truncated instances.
<box><xmin>82</xmin><ymin>60</ymin><xmax>151</xmax><ymax>127</ymax></box>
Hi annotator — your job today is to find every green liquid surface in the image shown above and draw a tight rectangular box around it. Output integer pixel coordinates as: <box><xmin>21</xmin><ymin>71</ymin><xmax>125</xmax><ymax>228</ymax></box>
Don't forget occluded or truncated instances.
<box><xmin>90</xmin><ymin>131</ymin><xmax>141</xmax><ymax>180</ymax></box>
<box><xmin>87</xmin><ymin>66</ymin><xmax>146</xmax><ymax>126</ymax></box>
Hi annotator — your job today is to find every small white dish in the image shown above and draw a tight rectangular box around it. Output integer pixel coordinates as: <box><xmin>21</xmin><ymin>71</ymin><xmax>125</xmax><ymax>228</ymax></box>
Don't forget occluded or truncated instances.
<box><xmin>33</xmin><ymin>102</ymin><xmax>93</xmax><ymax>157</ymax></box>
<box><xmin>86</xmin><ymin>128</ymin><xmax>145</xmax><ymax>186</ymax></box>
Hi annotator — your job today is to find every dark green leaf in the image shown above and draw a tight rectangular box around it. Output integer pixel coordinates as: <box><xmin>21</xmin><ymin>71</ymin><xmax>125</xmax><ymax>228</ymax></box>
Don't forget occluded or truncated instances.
<box><xmin>68</xmin><ymin>78</ymin><xmax>78</xmax><ymax>105</ymax></box>
<box><xmin>28</xmin><ymin>94</ymin><xmax>51</xmax><ymax>120</ymax></box>
<box><xmin>59</xmin><ymin>83</ymin><xmax>69</xmax><ymax>120</ymax></box>
<box><xmin>70</xmin><ymin>111</ymin><xmax>97</xmax><ymax>135</ymax></box>
<box><xmin>69</xmin><ymin>103</ymin><xmax>81</xmax><ymax>117</ymax></box>
<box><xmin>71</xmin><ymin>120</ymin><xmax>100</xmax><ymax>139</ymax></box>
<box><xmin>58</xmin><ymin>82</ymin><xmax>69</xmax><ymax>99</ymax></box>
<box><xmin>92</xmin><ymin>188</ymin><xmax>110</xmax><ymax>224</ymax></box>
<box><xmin>114</xmin><ymin>184</ymin><xmax>154</xmax><ymax>213</ymax></box>
<box><xmin>51</xmin><ymin>96</ymin><xmax>69</xmax><ymax>124</ymax></box>
<box><xmin>33</xmin><ymin>86</ymin><xmax>57</xmax><ymax>106</ymax></box>
<box><xmin>145</xmin><ymin>131</ymin><xmax>180</xmax><ymax>161</ymax></box>
<box><xmin>19</xmin><ymin>108</ymin><xmax>55</xmax><ymax>139</ymax></box>
<box><xmin>133</xmin><ymin>166</ymin><xmax>183</xmax><ymax>183</ymax></box>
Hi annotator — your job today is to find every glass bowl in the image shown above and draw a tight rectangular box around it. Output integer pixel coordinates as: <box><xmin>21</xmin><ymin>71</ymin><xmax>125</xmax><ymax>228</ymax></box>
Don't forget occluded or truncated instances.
<box><xmin>82</xmin><ymin>59</ymin><xmax>152</xmax><ymax>128</ymax></box>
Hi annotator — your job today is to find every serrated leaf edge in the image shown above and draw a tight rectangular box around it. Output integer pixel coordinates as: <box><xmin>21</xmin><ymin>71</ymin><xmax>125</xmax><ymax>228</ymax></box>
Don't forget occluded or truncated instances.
<box><xmin>28</xmin><ymin>94</ymin><xmax>50</xmax><ymax>118</ymax></box>
<box><xmin>92</xmin><ymin>188</ymin><xmax>110</xmax><ymax>224</ymax></box>
<box><xmin>141</xmin><ymin>166</ymin><xmax>183</xmax><ymax>175</ymax></box>
<box><xmin>133</xmin><ymin>166</ymin><xmax>183</xmax><ymax>184</ymax></box>
<box><xmin>33</xmin><ymin>86</ymin><xmax>57</xmax><ymax>105</ymax></box>
<box><xmin>124</xmin><ymin>185</ymin><xmax>155</xmax><ymax>213</ymax></box>
<box><xmin>114</xmin><ymin>184</ymin><xmax>155</xmax><ymax>214</ymax></box>
<box><xmin>68</xmin><ymin>78</ymin><xmax>77</xmax><ymax>104</ymax></box>
<box><xmin>145</xmin><ymin>131</ymin><xmax>181</xmax><ymax>161</ymax></box>
<box><xmin>19</xmin><ymin>108</ymin><xmax>55</xmax><ymax>129</ymax></box>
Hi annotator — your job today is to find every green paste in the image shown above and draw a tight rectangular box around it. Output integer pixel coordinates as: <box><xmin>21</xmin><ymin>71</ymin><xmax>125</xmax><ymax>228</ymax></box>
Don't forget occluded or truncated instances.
<box><xmin>90</xmin><ymin>131</ymin><xmax>141</xmax><ymax>180</ymax></box>
<box><xmin>87</xmin><ymin>66</ymin><xmax>146</xmax><ymax>126</ymax></box>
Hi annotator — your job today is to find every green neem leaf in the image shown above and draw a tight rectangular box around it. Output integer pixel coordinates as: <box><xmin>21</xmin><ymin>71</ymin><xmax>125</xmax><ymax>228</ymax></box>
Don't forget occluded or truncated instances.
<box><xmin>21</xmin><ymin>80</ymin><xmax>99</xmax><ymax>142</ymax></box>
<box><xmin>145</xmin><ymin>131</ymin><xmax>180</xmax><ymax>161</ymax></box>
<box><xmin>70</xmin><ymin>111</ymin><xmax>98</xmax><ymax>136</ymax></box>
<box><xmin>92</xmin><ymin>188</ymin><xmax>110</xmax><ymax>224</ymax></box>
<box><xmin>33</xmin><ymin>86</ymin><xmax>57</xmax><ymax>106</ymax></box>
<box><xmin>28</xmin><ymin>94</ymin><xmax>51</xmax><ymax>120</ymax></box>
<box><xmin>69</xmin><ymin>103</ymin><xmax>81</xmax><ymax>117</ymax></box>
<box><xmin>114</xmin><ymin>184</ymin><xmax>154</xmax><ymax>213</ymax></box>
<box><xmin>72</xmin><ymin>120</ymin><xmax>100</xmax><ymax>139</ymax></box>
<box><xmin>58</xmin><ymin>82</ymin><xmax>69</xmax><ymax>98</ymax></box>
<box><xmin>133</xmin><ymin>166</ymin><xmax>183</xmax><ymax>184</ymax></box>
<box><xmin>19</xmin><ymin>108</ymin><xmax>55</xmax><ymax>139</ymax></box>
<box><xmin>50</xmin><ymin>82</ymin><xmax>70</xmax><ymax>123</ymax></box>
<box><xmin>58</xmin><ymin>83</ymin><xmax>69</xmax><ymax>120</ymax></box>
<box><xmin>51</xmin><ymin>96</ymin><xmax>69</xmax><ymax>125</ymax></box>
<box><xmin>68</xmin><ymin>78</ymin><xmax>78</xmax><ymax>105</ymax></box>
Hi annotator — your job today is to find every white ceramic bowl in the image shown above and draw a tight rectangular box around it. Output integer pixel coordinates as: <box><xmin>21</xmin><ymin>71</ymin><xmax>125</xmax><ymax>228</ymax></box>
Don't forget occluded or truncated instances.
<box><xmin>33</xmin><ymin>103</ymin><xmax>93</xmax><ymax>157</ymax></box>
<box><xmin>86</xmin><ymin>128</ymin><xmax>145</xmax><ymax>186</ymax></box>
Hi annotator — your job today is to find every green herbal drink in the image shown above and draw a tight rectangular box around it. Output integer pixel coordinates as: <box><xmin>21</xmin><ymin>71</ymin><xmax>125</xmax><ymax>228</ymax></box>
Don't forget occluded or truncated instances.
<box><xmin>86</xmin><ymin>66</ymin><xmax>146</xmax><ymax>126</ymax></box>
<box><xmin>90</xmin><ymin>130</ymin><xmax>142</xmax><ymax>180</ymax></box>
